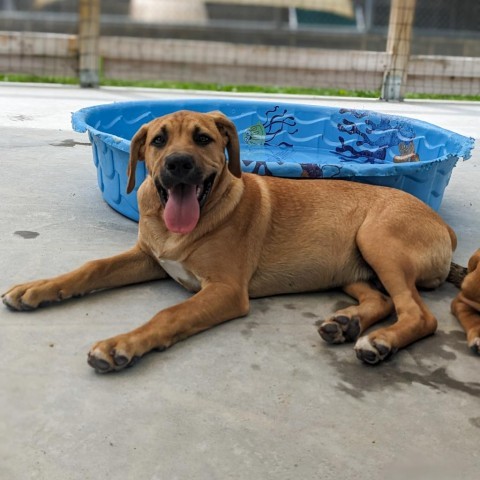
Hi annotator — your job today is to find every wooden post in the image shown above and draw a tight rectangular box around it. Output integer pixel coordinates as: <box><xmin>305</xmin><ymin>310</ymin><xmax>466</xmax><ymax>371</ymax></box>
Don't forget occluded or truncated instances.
<box><xmin>78</xmin><ymin>0</ymin><xmax>100</xmax><ymax>88</ymax></box>
<box><xmin>381</xmin><ymin>0</ymin><xmax>417</xmax><ymax>101</ymax></box>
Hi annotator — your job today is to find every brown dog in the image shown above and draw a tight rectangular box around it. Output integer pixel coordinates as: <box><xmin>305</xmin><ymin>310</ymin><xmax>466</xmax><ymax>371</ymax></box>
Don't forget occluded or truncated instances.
<box><xmin>450</xmin><ymin>249</ymin><xmax>480</xmax><ymax>354</ymax></box>
<box><xmin>1</xmin><ymin>110</ymin><xmax>467</xmax><ymax>372</ymax></box>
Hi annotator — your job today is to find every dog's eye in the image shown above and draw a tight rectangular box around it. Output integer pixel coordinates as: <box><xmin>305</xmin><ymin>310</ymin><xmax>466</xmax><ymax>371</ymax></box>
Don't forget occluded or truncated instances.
<box><xmin>195</xmin><ymin>134</ymin><xmax>212</xmax><ymax>146</ymax></box>
<box><xmin>152</xmin><ymin>134</ymin><xmax>167</xmax><ymax>148</ymax></box>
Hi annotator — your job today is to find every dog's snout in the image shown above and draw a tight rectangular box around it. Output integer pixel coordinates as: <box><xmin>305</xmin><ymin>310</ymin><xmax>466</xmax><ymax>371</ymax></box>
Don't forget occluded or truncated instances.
<box><xmin>161</xmin><ymin>152</ymin><xmax>204</xmax><ymax>188</ymax></box>
<box><xmin>165</xmin><ymin>153</ymin><xmax>195</xmax><ymax>175</ymax></box>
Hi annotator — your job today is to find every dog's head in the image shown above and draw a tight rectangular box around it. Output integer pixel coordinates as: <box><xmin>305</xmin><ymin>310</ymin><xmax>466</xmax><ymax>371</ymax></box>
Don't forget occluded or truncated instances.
<box><xmin>127</xmin><ymin>110</ymin><xmax>241</xmax><ymax>234</ymax></box>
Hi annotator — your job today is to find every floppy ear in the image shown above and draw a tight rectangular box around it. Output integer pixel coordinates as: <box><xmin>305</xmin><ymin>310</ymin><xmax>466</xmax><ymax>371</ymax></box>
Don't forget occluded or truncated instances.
<box><xmin>126</xmin><ymin>124</ymin><xmax>149</xmax><ymax>194</ymax></box>
<box><xmin>208</xmin><ymin>111</ymin><xmax>241</xmax><ymax>178</ymax></box>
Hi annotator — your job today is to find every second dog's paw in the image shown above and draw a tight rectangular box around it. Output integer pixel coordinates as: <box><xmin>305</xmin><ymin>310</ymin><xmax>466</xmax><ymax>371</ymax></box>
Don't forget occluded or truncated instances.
<box><xmin>318</xmin><ymin>315</ymin><xmax>361</xmax><ymax>344</ymax></box>
<box><xmin>354</xmin><ymin>335</ymin><xmax>396</xmax><ymax>365</ymax></box>
<box><xmin>468</xmin><ymin>337</ymin><xmax>480</xmax><ymax>355</ymax></box>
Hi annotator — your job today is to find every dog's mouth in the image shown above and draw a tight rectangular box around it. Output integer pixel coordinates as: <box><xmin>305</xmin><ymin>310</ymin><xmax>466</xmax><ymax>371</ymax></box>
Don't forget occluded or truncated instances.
<box><xmin>157</xmin><ymin>173</ymin><xmax>216</xmax><ymax>234</ymax></box>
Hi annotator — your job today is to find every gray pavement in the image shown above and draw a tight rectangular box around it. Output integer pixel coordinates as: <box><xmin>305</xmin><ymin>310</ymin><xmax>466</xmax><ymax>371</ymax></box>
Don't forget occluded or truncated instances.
<box><xmin>0</xmin><ymin>83</ymin><xmax>479</xmax><ymax>480</ymax></box>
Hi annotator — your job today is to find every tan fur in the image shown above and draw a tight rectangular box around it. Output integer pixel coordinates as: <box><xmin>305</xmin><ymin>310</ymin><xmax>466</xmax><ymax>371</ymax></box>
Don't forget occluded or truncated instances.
<box><xmin>2</xmin><ymin>110</ymin><xmax>469</xmax><ymax>372</ymax></box>
<box><xmin>451</xmin><ymin>249</ymin><xmax>480</xmax><ymax>354</ymax></box>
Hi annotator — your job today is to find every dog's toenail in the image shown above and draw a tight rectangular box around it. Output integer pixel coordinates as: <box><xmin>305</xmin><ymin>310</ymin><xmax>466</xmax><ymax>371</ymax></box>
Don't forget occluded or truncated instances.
<box><xmin>321</xmin><ymin>323</ymin><xmax>339</xmax><ymax>333</ymax></box>
<box><xmin>114</xmin><ymin>355</ymin><xmax>129</xmax><ymax>366</ymax></box>
<box><xmin>357</xmin><ymin>349</ymin><xmax>377</xmax><ymax>364</ymax></box>
<box><xmin>88</xmin><ymin>356</ymin><xmax>111</xmax><ymax>372</ymax></box>
<box><xmin>375</xmin><ymin>343</ymin><xmax>390</xmax><ymax>357</ymax></box>
<box><xmin>345</xmin><ymin>318</ymin><xmax>360</xmax><ymax>341</ymax></box>
<box><xmin>334</xmin><ymin>315</ymin><xmax>349</xmax><ymax>325</ymax></box>
<box><xmin>96</xmin><ymin>360</ymin><xmax>111</xmax><ymax>372</ymax></box>
<box><xmin>19</xmin><ymin>301</ymin><xmax>34</xmax><ymax>311</ymax></box>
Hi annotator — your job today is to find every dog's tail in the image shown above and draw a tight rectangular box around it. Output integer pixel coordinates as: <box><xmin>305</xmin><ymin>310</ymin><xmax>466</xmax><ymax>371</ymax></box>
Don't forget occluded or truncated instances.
<box><xmin>447</xmin><ymin>262</ymin><xmax>468</xmax><ymax>289</ymax></box>
<box><xmin>447</xmin><ymin>248</ymin><xmax>480</xmax><ymax>289</ymax></box>
<box><xmin>442</xmin><ymin>225</ymin><xmax>467</xmax><ymax>288</ymax></box>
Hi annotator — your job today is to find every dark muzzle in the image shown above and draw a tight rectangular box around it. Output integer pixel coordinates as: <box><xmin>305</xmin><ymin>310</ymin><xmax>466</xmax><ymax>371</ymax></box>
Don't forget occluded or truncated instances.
<box><xmin>161</xmin><ymin>153</ymin><xmax>204</xmax><ymax>188</ymax></box>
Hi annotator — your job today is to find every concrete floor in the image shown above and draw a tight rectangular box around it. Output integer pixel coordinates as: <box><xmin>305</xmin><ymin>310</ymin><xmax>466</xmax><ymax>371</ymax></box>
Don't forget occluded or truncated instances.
<box><xmin>0</xmin><ymin>83</ymin><xmax>479</xmax><ymax>480</ymax></box>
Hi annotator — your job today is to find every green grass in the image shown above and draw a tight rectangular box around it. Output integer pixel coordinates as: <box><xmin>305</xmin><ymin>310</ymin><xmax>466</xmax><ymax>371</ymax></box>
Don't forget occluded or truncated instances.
<box><xmin>404</xmin><ymin>92</ymin><xmax>480</xmax><ymax>102</ymax></box>
<box><xmin>98</xmin><ymin>77</ymin><xmax>382</xmax><ymax>98</ymax></box>
<box><xmin>1</xmin><ymin>73</ymin><xmax>479</xmax><ymax>101</ymax></box>
<box><xmin>0</xmin><ymin>74</ymin><xmax>79</xmax><ymax>85</ymax></box>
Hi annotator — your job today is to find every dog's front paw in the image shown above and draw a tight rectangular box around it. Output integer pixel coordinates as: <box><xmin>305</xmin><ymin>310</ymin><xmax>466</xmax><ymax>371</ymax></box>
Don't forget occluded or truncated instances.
<box><xmin>2</xmin><ymin>282</ymin><xmax>40</xmax><ymax>311</ymax></box>
<box><xmin>2</xmin><ymin>281</ymin><xmax>55</xmax><ymax>311</ymax></box>
<box><xmin>3</xmin><ymin>291</ymin><xmax>34</xmax><ymax>311</ymax></box>
<box><xmin>318</xmin><ymin>315</ymin><xmax>361</xmax><ymax>344</ymax></box>
<box><xmin>354</xmin><ymin>335</ymin><xmax>397</xmax><ymax>365</ymax></box>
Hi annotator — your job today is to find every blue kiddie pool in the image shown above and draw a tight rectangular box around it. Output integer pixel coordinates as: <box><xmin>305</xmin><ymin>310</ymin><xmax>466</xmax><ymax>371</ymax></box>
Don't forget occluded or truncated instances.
<box><xmin>72</xmin><ymin>99</ymin><xmax>474</xmax><ymax>222</ymax></box>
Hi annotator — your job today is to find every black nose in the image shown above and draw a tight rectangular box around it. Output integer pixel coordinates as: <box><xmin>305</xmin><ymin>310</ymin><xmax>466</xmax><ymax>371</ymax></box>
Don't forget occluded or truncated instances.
<box><xmin>164</xmin><ymin>153</ymin><xmax>195</xmax><ymax>177</ymax></box>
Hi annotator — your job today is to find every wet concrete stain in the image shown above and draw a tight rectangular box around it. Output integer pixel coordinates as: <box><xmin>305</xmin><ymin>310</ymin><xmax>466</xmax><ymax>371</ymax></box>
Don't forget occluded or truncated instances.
<box><xmin>50</xmin><ymin>139</ymin><xmax>91</xmax><ymax>148</ymax></box>
<box><xmin>9</xmin><ymin>114</ymin><xmax>34</xmax><ymax>122</ymax></box>
<box><xmin>250</xmin><ymin>298</ymin><xmax>272</xmax><ymax>315</ymax></box>
<box><xmin>469</xmin><ymin>417</ymin><xmax>480</xmax><ymax>429</ymax></box>
<box><xmin>291</xmin><ymin>366</ymin><xmax>314</xmax><ymax>381</ymax></box>
<box><xmin>241</xmin><ymin>320</ymin><xmax>259</xmax><ymax>338</ymax></box>
<box><xmin>332</xmin><ymin>299</ymin><xmax>355</xmax><ymax>312</ymax></box>
<box><xmin>323</xmin><ymin>330</ymin><xmax>480</xmax><ymax>399</ymax></box>
<box><xmin>14</xmin><ymin>230</ymin><xmax>39</xmax><ymax>239</ymax></box>
<box><xmin>314</xmin><ymin>318</ymin><xmax>323</xmax><ymax>328</ymax></box>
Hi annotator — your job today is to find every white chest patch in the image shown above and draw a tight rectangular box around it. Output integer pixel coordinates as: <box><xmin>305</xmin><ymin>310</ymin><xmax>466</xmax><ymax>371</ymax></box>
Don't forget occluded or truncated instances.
<box><xmin>159</xmin><ymin>259</ymin><xmax>201</xmax><ymax>292</ymax></box>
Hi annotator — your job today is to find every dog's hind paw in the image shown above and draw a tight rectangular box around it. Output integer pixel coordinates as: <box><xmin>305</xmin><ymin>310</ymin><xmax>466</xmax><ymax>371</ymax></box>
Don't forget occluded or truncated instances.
<box><xmin>318</xmin><ymin>315</ymin><xmax>360</xmax><ymax>344</ymax></box>
<box><xmin>354</xmin><ymin>335</ymin><xmax>396</xmax><ymax>365</ymax></box>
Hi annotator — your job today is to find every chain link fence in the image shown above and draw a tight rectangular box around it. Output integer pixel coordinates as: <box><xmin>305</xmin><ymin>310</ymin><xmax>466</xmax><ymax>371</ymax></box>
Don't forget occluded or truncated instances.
<box><xmin>0</xmin><ymin>0</ymin><xmax>479</xmax><ymax>99</ymax></box>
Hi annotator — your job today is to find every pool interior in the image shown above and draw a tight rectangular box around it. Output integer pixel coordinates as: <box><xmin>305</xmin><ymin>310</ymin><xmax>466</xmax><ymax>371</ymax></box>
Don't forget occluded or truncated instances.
<box><xmin>84</xmin><ymin>100</ymin><xmax>470</xmax><ymax>177</ymax></box>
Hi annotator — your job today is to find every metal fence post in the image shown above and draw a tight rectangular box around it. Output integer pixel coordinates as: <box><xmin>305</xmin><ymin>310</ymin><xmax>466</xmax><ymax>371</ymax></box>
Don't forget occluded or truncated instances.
<box><xmin>381</xmin><ymin>0</ymin><xmax>417</xmax><ymax>101</ymax></box>
<box><xmin>78</xmin><ymin>0</ymin><xmax>100</xmax><ymax>88</ymax></box>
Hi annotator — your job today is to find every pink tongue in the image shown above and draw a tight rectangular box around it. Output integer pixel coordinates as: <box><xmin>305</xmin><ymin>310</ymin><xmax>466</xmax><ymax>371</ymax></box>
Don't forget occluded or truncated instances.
<box><xmin>164</xmin><ymin>184</ymin><xmax>200</xmax><ymax>234</ymax></box>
